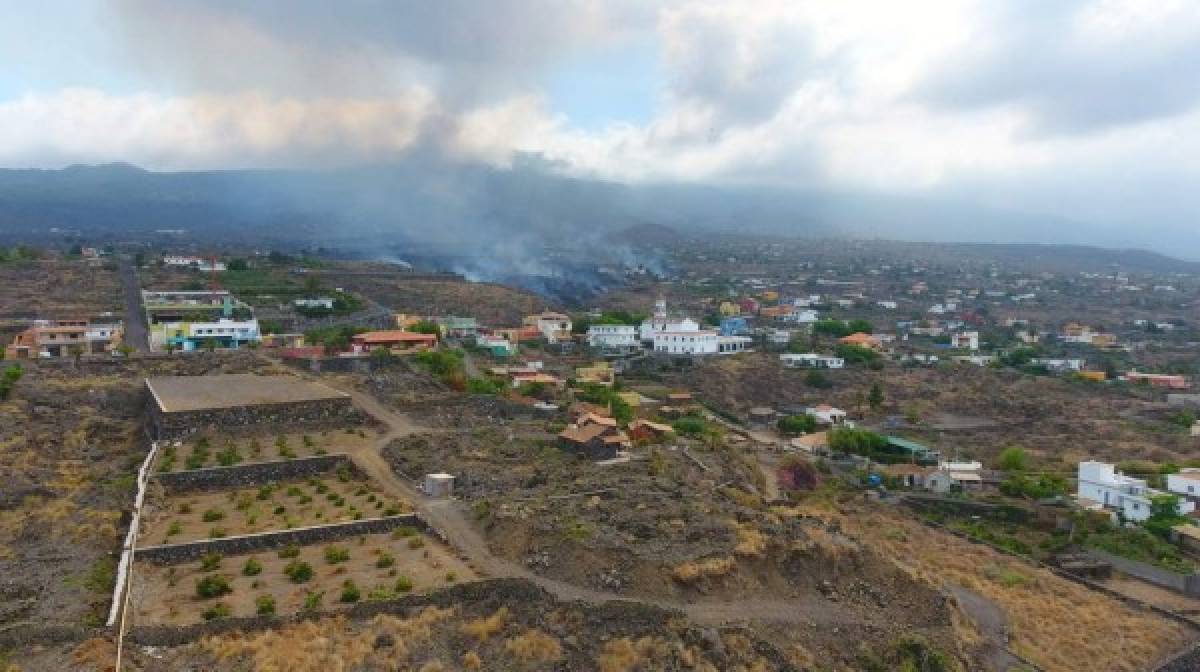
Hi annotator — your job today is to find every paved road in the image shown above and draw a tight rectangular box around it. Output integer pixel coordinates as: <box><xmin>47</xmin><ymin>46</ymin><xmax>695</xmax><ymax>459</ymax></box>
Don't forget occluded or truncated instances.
<box><xmin>118</xmin><ymin>258</ymin><xmax>149</xmax><ymax>352</ymax></box>
<box><xmin>327</xmin><ymin>382</ymin><xmax>867</xmax><ymax>627</ymax></box>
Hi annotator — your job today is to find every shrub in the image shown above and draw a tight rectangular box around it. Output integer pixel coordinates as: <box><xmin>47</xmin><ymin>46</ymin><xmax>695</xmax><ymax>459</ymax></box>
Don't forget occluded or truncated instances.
<box><xmin>445</xmin><ymin>571</ymin><xmax>457</xmax><ymax>583</ymax></box>
<box><xmin>166</xmin><ymin>521</ymin><xmax>182</xmax><ymax>537</ymax></box>
<box><xmin>339</xmin><ymin>579</ymin><xmax>361</xmax><ymax>603</ymax></box>
<box><xmin>303</xmin><ymin>590</ymin><xmax>323</xmax><ymax>610</ymax></box>
<box><xmin>243</xmin><ymin>557</ymin><xmax>263</xmax><ymax>576</ymax></box>
<box><xmin>804</xmin><ymin>370</ymin><xmax>833</xmax><ymax>389</ymax></box>
<box><xmin>375</xmin><ymin>552</ymin><xmax>395</xmax><ymax>569</ymax></box>
<box><xmin>208</xmin><ymin>527</ymin><xmax>227</xmax><ymax>539</ymax></box>
<box><xmin>202</xmin><ymin>603</ymin><xmax>231</xmax><ymax>621</ymax></box>
<box><xmin>256</xmin><ymin>484</ymin><xmax>274</xmax><ymax>500</ymax></box>
<box><xmin>278</xmin><ymin>544</ymin><xmax>300</xmax><ymax>559</ymax></box>
<box><xmin>285</xmin><ymin>560</ymin><xmax>314</xmax><ymax>583</ymax></box>
<box><xmin>393</xmin><ymin>525</ymin><xmax>418</xmax><ymax>538</ymax></box>
<box><xmin>255</xmin><ymin>594</ymin><xmax>276</xmax><ymax>615</ymax></box>
<box><xmin>407</xmin><ymin>536</ymin><xmax>425</xmax><ymax>550</ymax></box>
<box><xmin>777</xmin><ymin>414</ymin><xmax>817</xmax><ymax>435</ymax></box>
<box><xmin>199</xmin><ymin>552</ymin><xmax>223</xmax><ymax>571</ymax></box>
<box><xmin>394</xmin><ymin>575</ymin><xmax>413</xmax><ymax>592</ymax></box>
<box><xmin>195</xmin><ymin>574</ymin><xmax>232</xmax><ymax>599</ymax></box>
<box><xmin>324</xmin><ymin>545</ymin><xmax>350</xmax><ymax>564</ymax></box>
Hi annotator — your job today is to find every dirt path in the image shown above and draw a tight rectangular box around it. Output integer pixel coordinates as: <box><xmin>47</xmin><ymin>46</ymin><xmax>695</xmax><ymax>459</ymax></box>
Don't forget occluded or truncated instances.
<box><xmin>325</xmin><ymin>381</ymin><xmax>858</xmax><ymax>627</ymax></box>
<box><xmin>946</xmin><ymin>583</ymin><xmax>1037</xmax><ymax>671</ymax></box>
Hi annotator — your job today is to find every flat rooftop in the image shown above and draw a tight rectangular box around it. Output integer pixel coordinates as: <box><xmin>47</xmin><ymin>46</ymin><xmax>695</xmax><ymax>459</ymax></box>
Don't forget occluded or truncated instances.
<box><xmin>146</xmin><ymin>374</ymin><xmax>349</xmax><ymax>413</ymax></box>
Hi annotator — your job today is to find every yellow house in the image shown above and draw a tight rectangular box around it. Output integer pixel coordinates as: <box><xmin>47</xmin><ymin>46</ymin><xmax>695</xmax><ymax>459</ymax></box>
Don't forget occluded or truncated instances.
<box><xmin>617</xmin><ymin>391</ymin><xmax>641</xmax><ymax>408</ymax></box>
<box><xmin>761</xmin><ymin>290</ymin><xmax>779</xmax><ymax>302</ymax></box>
<box><xmin>719</xmin><ymin>301</ymin><xmax>741</xmax><ymax>316</ymax></box>
<box><xmin>576</xmin><ymin>361</ymin><xmax>615</xmax><ymax>386</ymax></box>
<box><xmin>1078</xmin><ymin>371</ymin><xmax>1106</xmax><ymax>382</ymax></box>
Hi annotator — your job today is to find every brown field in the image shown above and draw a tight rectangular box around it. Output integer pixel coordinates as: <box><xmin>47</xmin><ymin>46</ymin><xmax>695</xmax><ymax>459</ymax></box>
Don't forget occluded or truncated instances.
<box><xmin>129</xmin><ymin>529</ymin><xmax>475</xmax><ymax>626</ymax></box>
<box><xmin>837</xmin><ymin>505</ymin><xmax>1194</xmax><ymax>672</ymax></box>
<box><xmin>324</xmin><ymin>273</ymin><xmax>550</xmax><ymax>325</ymax></box>
<box><xmin>157</xmin><ymin>428</ymin><xmax>378</xmax><ymax>472</ymax></box>
<box><xmin>139</xmin><ymin>476</ymin><xmax>411</xmax><ymax>545</ymax></box>
<box><xmin>0</xmin><ymin>259</ymin><xmax>122</xmax><ymax>319</ymax></box>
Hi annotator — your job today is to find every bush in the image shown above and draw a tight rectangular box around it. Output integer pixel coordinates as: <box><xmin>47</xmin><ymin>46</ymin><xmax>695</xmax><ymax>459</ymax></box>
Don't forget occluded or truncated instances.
<box><xmin>376</xmin><ymin>552</ymin><xmax>395</xmax><ymax>569</ymax></box>
<box><xmin>804</xmin><ymin>370</ymin><xmax>833</xmax><ymax>389</ymax></box>
<box><xmin>324</xmin><ymin>545</ymin><xmax>350</xmax><ymax>564</ymax></box>
<box><xmin>407</xmin><ymin>536</ymin><xmax>425</xmax><ymax>550</ymax></box>
<box><xmin>777</xmin><ymin>414</ymin><xmax>817</xmax><ymax>435</ymax></box>
<box><xmin>255</xmin><ymin>594</ymin><xmax>276</xmax><ymax>615</ymax></box>
<box><xmin>201</xmin><ymin>508</ymin><xmax>224</xmax><ymax>523</ymax></box>
<box><xmin>835</xmin><ymin>343</ymin><xmax>879</xmax><ymax>364</ymax></box>
<box><xmin>996</xmin><ymin>446</ymin><xmax>1030</xmax><ymax>472</ymax></box>
<box><xmin>339</xmin><ymin>579</ymin><xmax>361</xmax><ymax>603</ymax></box>
<box><xmin>284</xmin><ymin>560</ymin><xmax>314</xmax><ymax>583</ymax></box>
<box><xmin>303</xmin><ymin>590</ymin><xmax>323</xmax><ymax>610</ymax></box>
<box><xmin>278</xmin><ymin>544</ymin><xmax>300</xmax><ymax>559</ymax></box>
<box><xmin>242</xmin><ymin>557</ymin><xmax>263</xmax><ymax>576</ymax></box>
<box><xmin>671</xmin><ymin>416</ymin><xmax>708</xmax><ymax>438</ymax></box>
<box><xmin>195</xmin><ymin>574</ymin><xmax>232</xmax><ymax>599</ymax></box>
<box><xmin>199</xmin><ymin>552</ymin><xmax>223</xmax><ymax>571</ymax></box>
<box><xmin>202</xmin><ymin>603</ymin><xmax>232</xmax><ymax>621</ymax></box>
<box><xmin>394</xmin><ymin>575</ymin><xmax>413</xmax><ymax>592</ymax></box>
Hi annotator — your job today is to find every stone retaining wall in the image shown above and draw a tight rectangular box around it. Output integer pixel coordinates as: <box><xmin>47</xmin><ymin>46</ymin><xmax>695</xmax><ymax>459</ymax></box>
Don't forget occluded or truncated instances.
<box><xmin>0</xmin><ymin>623</ymin><xmax>107</xmax><ymax>650</ymax></box>
<box><xmin>150</xmin><ymin>395</ymin><xmax>361</xmax><ymax>439</ymax></box>
<box><xmin>136</xmin><ymin>514</ymin><xmax>423</xmax><ymax>565</ymax></box>
<box><xmin>126</xmin><ymin>578</ymin><xmax>551</xmax><ymax>647</ymax></box>
<box><xmin>1085</xmin><ymin>548</ymin><xmax>1200</xmax><ymax>596</ymax></box>
<box><xmin>155</xmin><ymin>454</ymin><xmax>353</xmax><ymax>494</ymax></box>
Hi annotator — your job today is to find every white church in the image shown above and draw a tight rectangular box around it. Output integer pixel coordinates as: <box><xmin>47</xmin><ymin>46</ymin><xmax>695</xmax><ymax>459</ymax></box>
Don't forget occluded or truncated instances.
<box><xmin>641</xmin><ymin>298</ymin><xmax>751</xmax><ymax>356</ymax></box>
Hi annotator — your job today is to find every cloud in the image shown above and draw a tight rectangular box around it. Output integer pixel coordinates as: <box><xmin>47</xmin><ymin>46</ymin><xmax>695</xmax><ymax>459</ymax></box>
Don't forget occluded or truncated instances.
<box><xmin>918</xmin><ymin>0</ymin><xmax>1200</xmax><ymax>135</ymax></box>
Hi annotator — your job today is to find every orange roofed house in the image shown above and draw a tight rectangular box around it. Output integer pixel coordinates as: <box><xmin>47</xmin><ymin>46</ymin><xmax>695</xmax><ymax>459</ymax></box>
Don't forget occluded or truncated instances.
<box><xmin>350</xmin><ymin>330</ymin><xmax>438</xmax><ymax>355</ymax></box>
<box><xmin>558</xmin><ymin>412</ymin><xmax>631</xmax><ymax>460</ymax></box>
<box><xmin>4</xmin><ymin>319</ymin><xmax>124</xmax><ymax>359</ymax></box>
<box><xmin>838</xmin><ymin>332</ymin><xmax>883</xmax><ymax>350</ymax></box>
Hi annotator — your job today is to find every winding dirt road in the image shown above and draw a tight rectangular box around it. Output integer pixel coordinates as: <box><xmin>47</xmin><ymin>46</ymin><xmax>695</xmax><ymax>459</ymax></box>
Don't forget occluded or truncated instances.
<box><xmin>328</xmin><ymin>381</ymin><xmax>1027</xmax><ymax>664</ymax></box>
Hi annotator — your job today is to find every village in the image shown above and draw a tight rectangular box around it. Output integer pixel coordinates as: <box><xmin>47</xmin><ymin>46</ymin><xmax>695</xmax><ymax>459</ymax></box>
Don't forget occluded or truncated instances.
<box><xmin>3</xmin><ymin>239</ymin><xmax>1200</xmax><ymax>671</ymax></box>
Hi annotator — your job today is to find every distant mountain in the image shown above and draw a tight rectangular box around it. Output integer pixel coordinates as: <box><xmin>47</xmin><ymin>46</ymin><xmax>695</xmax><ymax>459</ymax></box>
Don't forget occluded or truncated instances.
<box><xmin>0</xmin><ymin>161</ymin><xmax>1194</xmax><ymax>274</ymax></box>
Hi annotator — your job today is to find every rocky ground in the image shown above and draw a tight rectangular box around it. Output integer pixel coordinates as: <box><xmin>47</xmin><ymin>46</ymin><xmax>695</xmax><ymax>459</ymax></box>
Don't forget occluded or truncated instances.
<box><xmin>647</xmin><ymin>351</ymin><xmax>1200</xmax><ymax>465</ymax></box>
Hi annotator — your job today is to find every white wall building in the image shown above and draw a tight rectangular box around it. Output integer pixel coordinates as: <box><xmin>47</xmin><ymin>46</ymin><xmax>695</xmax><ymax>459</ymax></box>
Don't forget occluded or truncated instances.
<box><xmin>526</xmin><ymin>312</ymin><xmax>573</xmax><ymax>344</ymax></box>
<box><xmin>294</xmin><ymin>298</ymin><xmax>335</xmax><ymax>310</ymax></box>
<box><xmin>653</xmin><ymin>330</ymin><xmax>718</xmax><ymax>355</ymax></box>
<box><xmin>587</xmin><ymin>324</ymin><xmax>639</xmax><ymax>350</ymax></box>
<box><xmin>163</xmin><ymin>255</ymin><xmax>226</xmax><ymax>272</ymax></box>
<box><xmin>1167</xmin><ymin>469</ymin><xmax>1200</xmax><ymax>504</ymax></box>
<box><xmin>781</xmin><ymin>309</ymin><xmax>819</xmax><ymax>324</ymax></box>
<box><xmin>1077</xmin><ymin>461</ymin><xmax>1194</xmax><ymax>522</ymax></box>
<box><xmin>951</xmin><ymin>331</ymin><xmax>979</xmax><ymax>351</ymax></box>
<box><xmin>640</xmin><ymin>298</ymin><xmax>700</xmax><ymax>343</ymax></box>
<box><xmin>780</xmin><ymin>353</ymin><xmax>844</xmax><ymax>369</ymax></box>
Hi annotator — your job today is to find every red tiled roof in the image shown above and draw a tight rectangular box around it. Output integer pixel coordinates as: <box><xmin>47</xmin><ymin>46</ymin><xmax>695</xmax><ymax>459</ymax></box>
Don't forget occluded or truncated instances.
<box><xmin>353</xmin><ymin>331</ymin><xmax>438</xmax><ymax>344</ymax></box>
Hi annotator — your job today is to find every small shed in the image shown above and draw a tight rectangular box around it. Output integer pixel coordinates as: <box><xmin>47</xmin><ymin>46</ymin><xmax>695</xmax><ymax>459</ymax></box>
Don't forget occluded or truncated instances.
<box><xmin>748</xmin><ymin>407</ymin><xmax>777</xmax><ymax>428</ymax></box>
<box><xmin>424</xmin><ymin>473</ymin><xmax>455</xmax><ymax>498</ymax></box>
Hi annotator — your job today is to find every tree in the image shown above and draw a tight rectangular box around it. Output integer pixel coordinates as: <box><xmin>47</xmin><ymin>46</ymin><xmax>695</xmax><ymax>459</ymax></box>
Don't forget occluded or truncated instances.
<box><xmin>302</xmin><ymin>274</ymin><xmax>322</xmax><ymax>297</ymax></box>
<box><xmin>777</xmin><ymin>414</ymin><xmax>817</xmax><ymax>435</ymax></box>
<box><xmin>804</xmin><ymin>370</ymin><xmax>833</xmax><ymax>389</ymax></box>
<box><xmin>1145</xmin><ymin>493</ymin><xmax>1189</xmax><ymax>540</ymax></box>
<box><xmin>835</xmin><ymin>343</ymin><xmax>879</xmax><ymax>364</ymax></box>
<box><xmin>996</xmin><ymin>446</ymin><xmax>1030</xmax><ymax>472</ymax></box>
<box><xmin>409</xmin><ymin>320</ymin><xmax>442</xmax><ymax>339</ymax></box>
<box><xmin>68</xmin><ymin>344</ymin><xmax>84</xmax><ymax>367</ymax></box>
<box><xmin>847</xmin><ymin>319</ymin><xmax>874</xmax><ymax>334</ymax></box>
<box><xmin>227</xmin><ymin>258</ymin><xmax>249</xmax><ymax>271</ymax></box>
<box><xmin>165</xmin><ymin>342</ymin><xmax>177</xmax><ymax>356</ymax></box>
<box><xmin>868</xmin><ymin>383</ymin><xmax>884</xmax><ymax>410</ymax></box>
<box><xmin>116</xmin><ymin>343</ymin><xmax>135</xmax><ymax>358</ymax></box>
<box><xmin>204</xmin><ymin>338</ymin><xmax>218</xmax><ymax>353</ymax></box>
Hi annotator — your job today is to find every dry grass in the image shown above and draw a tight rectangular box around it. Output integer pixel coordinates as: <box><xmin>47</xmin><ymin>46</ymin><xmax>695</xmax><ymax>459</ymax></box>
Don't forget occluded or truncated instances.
<box><xmin>71</xmin><ymin>637</ymin><xmax>115</xmax><ymax>671</ymax></box>
<box><xmin>461</xmin><ymin>607</ymin><xmax>508</xmax><ymax>643</ymax></box>
<box><xmin>670</xmin><ymin>556</ymin><xmax>736</xmax><ymax>584</ymax></box>
<box><xmin>203</xmin><ymin>607</ymin><xmax>456</xmax><ymax>671</ymax></box>
<box><xmin>597</xmin><ymin>637</ymin><xmax>670</xmax><ymax>672</ymax></box>
<box><xmin>505</xmin><ymin>629</ymin><xmax>563</xmax><ymax>664</ymax></box>
<box><xmin>462</xmin><ymin>651</ymin><xmax>483</xmax><ymax>669</ymax></box>
<box><xmin>845</xmin><ymin>509</ymin><xmax>1193</xmax><ymax>672</ymax></box>
<box><xmin>732</xmin><ymin>522</ymin><xmax>768</xmax><ymax>558</ymax></box>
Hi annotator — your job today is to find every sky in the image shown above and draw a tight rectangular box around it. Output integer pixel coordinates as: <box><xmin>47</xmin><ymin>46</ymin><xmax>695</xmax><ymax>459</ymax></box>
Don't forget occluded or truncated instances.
<box><xmin>2</xmin><ymin>0</ymin><xmax>1199</xmax><ymax>252</ymax></box>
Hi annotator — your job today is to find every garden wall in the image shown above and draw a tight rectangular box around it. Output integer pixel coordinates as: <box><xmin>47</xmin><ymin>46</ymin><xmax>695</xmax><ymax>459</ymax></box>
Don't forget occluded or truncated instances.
<box><xmin>155</xmin><ymin>454</ymin><xmax>354</xmax><ymax>494</ymax></box>
<box><xmin>125</xmin><ymin>578</ymin><xmax>553</xmax><ymax>647</ymax></box>
<box><xmin>136</xmin><ymin>514</ymin><xmax>423</xmax><ymax>565</ymax></box>
<box><xmin>1085</xmin><ymin>548</ymin><xmax>1200</xmax><ymax>596</ymax></box>
<box><xmin>149</xmin><ymin>396</ymin><xmax>361</xmax><ymax>439</ymax></box>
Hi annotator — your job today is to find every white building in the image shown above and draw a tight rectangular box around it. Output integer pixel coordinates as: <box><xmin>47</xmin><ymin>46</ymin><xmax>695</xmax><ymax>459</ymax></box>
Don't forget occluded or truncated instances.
<box><xmin>525</xmin><ymin>312</ymin><xmax>573</xmax><ymax>344</ymax></box>
<box><xmin>780</xmin><ymin>309</ymin><xmax>819</xmax><ymax>325</ymax></box>
<box><xmin>1077</xmin><ymin>461</ymin><xmax>1194</xmax><ymax>522</ymax></box>
<box><xmin>1167</xmin><ymin>469</ymin><xmax>1200</xmax><ymax>504</ymax></box>
<box><xmin>294</xmin><ymin>298</ymin><xmax>335</xmax><ymax>310</ymax></box>
<box><xmin>640</xmin><ymin>298</ymin><xmax>700</xmax><ymax>343</ymax></box>
<box><xmin>163</xmin><ymin>255</ymin><xmax>226</xmax><ymax>272</ymax></box>
<box><xmin>877</xmin><ymin>301</ymin><xmax>898</xmax><ymax>310</ymax></box>
<box><xmin>1032</xmin><ymin>358</ymin><xmax>1085</xmax><ymax>373</ymax></box>
<box><xmin>806</xmin><ymin>404</ymin><xmax>849</xmax><ymax>426</ymax></box>
<box><xmin>587</xmin><ymin>324</ymin><xmax>639</xmax><ymax>350</ymax></box>
<box><xmin>951</xmin><ymin>331</ymin><xmax>979</xmax><ymax>351</ymax></box>
<box><xmin>780</xmin><ymin>353</ymin><xmax>844</xmax><ymax>369</ymax></box>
